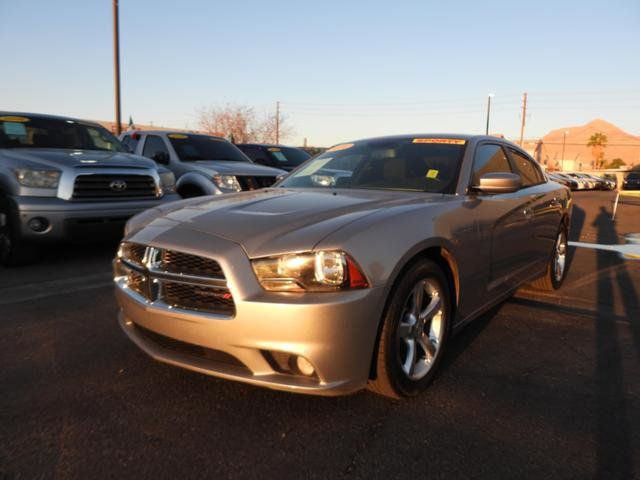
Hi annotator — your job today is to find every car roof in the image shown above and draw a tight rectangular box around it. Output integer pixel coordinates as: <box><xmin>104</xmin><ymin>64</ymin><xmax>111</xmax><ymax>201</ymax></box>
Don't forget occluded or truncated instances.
<box><xmin>0</xmin><ymin>111</ymin><xmax>102</xmax><ymax>127</ymax></box>
<box><xmin>237</xmin><ymin>143</ymin><xmax>301</xmax><ymax>148</ymax></box>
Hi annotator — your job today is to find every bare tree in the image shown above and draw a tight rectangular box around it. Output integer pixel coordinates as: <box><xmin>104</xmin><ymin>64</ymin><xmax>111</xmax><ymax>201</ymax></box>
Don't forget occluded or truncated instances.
<box><xmin>197</xmin><ymin>104</ymin><xmax>294</xmax><ymax>144</ymax></box>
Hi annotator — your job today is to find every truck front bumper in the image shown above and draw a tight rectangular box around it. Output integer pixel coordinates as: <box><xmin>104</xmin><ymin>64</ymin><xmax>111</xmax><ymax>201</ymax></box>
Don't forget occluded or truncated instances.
<box><xmin>7</xmin><ymin>194</ymin><xmax>182</xmax><ymax>242</ymax></box>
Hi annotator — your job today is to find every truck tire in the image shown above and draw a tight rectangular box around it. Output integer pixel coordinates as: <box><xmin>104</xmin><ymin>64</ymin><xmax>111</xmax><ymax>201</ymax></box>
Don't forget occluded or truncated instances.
<box><xmin>0</xmin><ymin>205</ymin><xmax>37</xmax><ymax>266</ymax></box>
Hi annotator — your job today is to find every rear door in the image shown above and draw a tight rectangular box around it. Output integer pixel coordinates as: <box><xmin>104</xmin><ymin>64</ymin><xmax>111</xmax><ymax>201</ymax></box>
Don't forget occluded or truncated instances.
<box><xmin>507</xmin><ymin>148</ymin><xmax>561</xmax><ymax>267</ymax></box>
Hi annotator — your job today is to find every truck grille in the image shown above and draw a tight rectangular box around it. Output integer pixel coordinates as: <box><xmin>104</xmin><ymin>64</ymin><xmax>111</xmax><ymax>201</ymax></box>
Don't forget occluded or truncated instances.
<box><xmin>236</xmin><ymin>176</ymin><xmax>277</xmax><ymax>191</ymax></box>
<box><xmin>115</xmin><ymin>243</ymin><xmax>235</xmax><ymax>316</ymax></box>
<box><xmin>73</xmin><ymin>174</ymin><xmax>158</xmax><ymax>200</ymax></box>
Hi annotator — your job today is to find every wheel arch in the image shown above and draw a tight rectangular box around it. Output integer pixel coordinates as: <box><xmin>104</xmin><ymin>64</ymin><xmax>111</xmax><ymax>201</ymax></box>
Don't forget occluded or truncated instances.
<box><xmin>176</xmin><ymin>172</ymin><xmax>218</xmax><ymax>197</ymax></box>
<box><xmin>368</xmin><ymin>240</ymin><xmax>460</xmax><ymax>380</ymax></box>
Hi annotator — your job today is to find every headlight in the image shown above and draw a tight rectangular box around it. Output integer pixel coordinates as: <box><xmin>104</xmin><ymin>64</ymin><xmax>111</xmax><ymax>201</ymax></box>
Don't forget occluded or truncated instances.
<box><xmin>159</xmin><ymin>171</ymin><xmax>176</xmax><ymax>194</ymax></box>
<box><xmin>213</xmin><ymin>174</ymin><xmax>241</xmax><ymax>192</ymax></box>
<box><xmin>14</xmin><ymin>169</ymin><xmax>61</xmax><ymax>188</ymax></box>
<box><xmin>251</xmin><ymin>250</ymin><xmax>368</xmax><ymax>292</ymax></box>
<box><xmin>311</xmin><ymin>174</ymin><xmax>335</xmax><ymax>187</ymax></box>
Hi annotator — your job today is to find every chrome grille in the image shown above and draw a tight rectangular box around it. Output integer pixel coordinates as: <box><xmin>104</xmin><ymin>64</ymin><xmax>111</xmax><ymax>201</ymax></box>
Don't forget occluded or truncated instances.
<box><xmin>73</xmin><ymin>174</ymin><xmax>158</xmax><ymax>200</ymax></box>
<box><xmin>236</xmin><ymin>176</ymin><xmax>277</xmax><ymax>191</ymax></box>
<box><xmin>116</xmin><ymin>243</ymin><xmax>234</xmax><ymax>316</ymax></box>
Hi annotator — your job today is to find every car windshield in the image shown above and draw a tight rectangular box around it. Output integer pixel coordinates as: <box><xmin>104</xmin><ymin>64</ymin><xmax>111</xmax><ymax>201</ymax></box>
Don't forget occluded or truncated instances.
<box><xmin>279</xmin><ymin>137</ymin><xmax>467</xmax><ymax>193</ymax></box>
<box><xmin>0</xmin><ymin>115</ymin><xmax>124</xmax><ymax>152</ymax></box>
<box><xmin>627</xmin><ymin>172</ymin><xmax>640</xmax><ymax>180</ymax></box>
<box><xmin>267</xmin><ymin>146</ymin><xmax>310</xmax><ymax>167</ymax></box>
<box><xmin>168</xmin><ymin>134</ymin><xmax>250</xmax><ymax>162</ymax></box>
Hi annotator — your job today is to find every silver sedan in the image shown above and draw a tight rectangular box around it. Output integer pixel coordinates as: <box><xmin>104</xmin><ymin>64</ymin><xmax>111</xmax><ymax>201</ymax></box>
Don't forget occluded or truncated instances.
<box><xmin>113</xmin><ymin>134</ymin><xmax>571</xmax><ymax>398</ymax></box>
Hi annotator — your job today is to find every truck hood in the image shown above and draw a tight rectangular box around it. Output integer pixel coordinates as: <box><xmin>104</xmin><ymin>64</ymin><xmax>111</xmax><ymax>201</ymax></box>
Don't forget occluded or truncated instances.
<box><xmin>1</xmin><ymin>148</ymin><xmax>155</xmax><ymax>170</ymax></box>
<box><xmin>128</xmin><ymin>188</ymin><xmax>446</xmax><ymax>257</ymax></box>
<box><xmin>189</xmin><ymin>160</ymin><xmax>285</xmax><ymax>177</ymax></box>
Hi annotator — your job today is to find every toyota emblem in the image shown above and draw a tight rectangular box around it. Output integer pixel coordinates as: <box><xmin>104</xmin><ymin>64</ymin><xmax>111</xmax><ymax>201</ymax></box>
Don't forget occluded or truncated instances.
<box><xmin>109</xmin><ymin>179</ymin><xmax>128</xmax><ymax>192</ymax></box>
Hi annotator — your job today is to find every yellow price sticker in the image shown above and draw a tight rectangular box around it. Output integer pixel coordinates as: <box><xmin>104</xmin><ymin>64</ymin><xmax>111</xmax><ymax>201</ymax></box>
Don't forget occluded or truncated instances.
<box><xmin>426</xmin><ymin>169</ymin><xmax>439</xmax><ymax>179</ymax></box>
<box><xmin>268</xmin><ymin>147</ymin><xmax>281</xmax><ymax>152</ymax></box>
<box><xmin>327</xmin><ymin>143</ymin><xmax>354</xmax><ymax>152</ymax></box>
<box><xmin>413</xmin><ymin>138</ymin><xmax>466</xmax><ymax>145</ymax></box>
<box><xmin>0</xmin><ymin>115</ymin><xmax>30</xmax><ymax>122</ymax></box>
<box><xmin>168</xmin><ymin>133</ymin><xmax>188</xmax><ymax>139</ymax></box>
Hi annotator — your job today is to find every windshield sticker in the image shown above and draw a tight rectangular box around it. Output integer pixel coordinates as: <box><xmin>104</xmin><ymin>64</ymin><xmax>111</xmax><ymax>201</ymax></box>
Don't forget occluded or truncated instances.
<box><xmin>268</xmin><ymin>147</ymin><xmax>281</xmax><ymax>152</ymax></box>
<box><xmin>297</xmin><ymin>157</ymin><xmax>333</xmax><ymax>177</ymax></box>
<box><xmin>3</xmin><ymin>122</ymin><xmax>27</xmax><ymax>136</ymax></box>
<box><xmin>0</xmin><ymin>115</ymin><xmax>30</xmax><ymax>123</ymax></box>
<box><xmin>168</xmin><ymin>133</ymin><xmax>188</xmax><ymax>139</ymax></box>
<box><xmin>426</xmin><ymin>169</ymin><xmax>439</xmax><ymax>179</ymax></box>
<box><xmin>412</xmin><ymin>138</ymin><xmax>466</xmax><ymax>145</ymax></box>
<box><xmin>327</xmin><ymin>143</ymin><xmax>354</xmax><ymax>152</ymax></box>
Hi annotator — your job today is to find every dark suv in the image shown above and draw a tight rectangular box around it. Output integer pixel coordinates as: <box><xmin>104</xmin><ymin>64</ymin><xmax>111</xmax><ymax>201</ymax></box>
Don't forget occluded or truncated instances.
<box><xmin>236</xmin><ymin>143</ymin><xmax>311</xmax><ymax>172</ymax></box>
<box><xmin>622</xmin><ymin>171</ymin><xmax>640</xmax><ymax>190</ymax></box>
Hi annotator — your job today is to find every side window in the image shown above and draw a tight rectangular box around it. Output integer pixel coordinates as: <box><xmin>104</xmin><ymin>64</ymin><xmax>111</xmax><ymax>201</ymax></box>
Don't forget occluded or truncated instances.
<box><xmin>142</xmin><ymin>135</ymin><xmax>169</xmax><ymax>160</ymax></box>
<box><xmin>471</xmin><ymin>144</ymin><xmax>512</xmax><ymax>186</ymax></box>
<box><xmin>509</xmin><ymin>149</ymin><xmax>544</xmax><ymax>187</ymax></box>
<box><xmin>121</xmin><ymin>134</ymin><xmax>139</xmax><ymax>153</ymax></box>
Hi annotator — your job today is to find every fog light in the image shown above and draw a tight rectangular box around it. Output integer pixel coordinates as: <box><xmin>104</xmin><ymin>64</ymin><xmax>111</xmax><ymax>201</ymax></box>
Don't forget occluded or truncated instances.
<box><xmin>28</xmin><ymin>217</ymin><xmax>49</xmax><ymax>233</ymax></box>
<box><xmin>296</xmin><ymin>356</ymin><xmax>315</xmax><ymax>376</ymax></box>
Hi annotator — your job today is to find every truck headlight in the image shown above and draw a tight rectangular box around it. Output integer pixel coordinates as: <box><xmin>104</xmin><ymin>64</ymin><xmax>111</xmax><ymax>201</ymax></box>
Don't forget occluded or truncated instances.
<box><xmin>251</xmin><ymin>250</ymin><xmax>368</xmax><ymax>292</ymax></box>
<box><xmin>14</xmin><ymin>169</ymin><xmax>61</xmax><ymax>188</ymax></box>
<box><xmin>159</xmin><ymin>171</ymin><xmax>176</xmax><ymax>194</ymax></box>
<box><xmin>213</xmin><ymin>175</ymin><xmax>241</xmax><ymax>192</ymax></box>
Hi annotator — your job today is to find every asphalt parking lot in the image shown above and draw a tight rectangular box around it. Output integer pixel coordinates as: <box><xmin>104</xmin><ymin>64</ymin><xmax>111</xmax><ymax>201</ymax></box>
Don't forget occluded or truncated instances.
<box><xmin>1</xmin><ymin>191</ymin><xmax>639</xmax><ymax>479</ymax></box>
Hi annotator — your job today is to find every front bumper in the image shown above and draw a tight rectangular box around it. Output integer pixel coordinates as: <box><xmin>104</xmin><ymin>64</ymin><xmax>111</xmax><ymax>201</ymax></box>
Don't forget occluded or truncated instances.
<box><xmin>114</xmin><ymin>229</ymin><xmax>386</xmax><ymax>396</ymax></box>
<box><xmin>8</xmin><ymin>194</ymin><xmax>181</xmax><ymax>242</ymax></box>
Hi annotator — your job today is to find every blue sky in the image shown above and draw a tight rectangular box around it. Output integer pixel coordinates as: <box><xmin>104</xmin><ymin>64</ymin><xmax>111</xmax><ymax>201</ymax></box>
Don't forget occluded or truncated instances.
<box><xmin>1</xmin><ymin>0</ymin><xmax>638</xmax><ymax>145</ymax></box>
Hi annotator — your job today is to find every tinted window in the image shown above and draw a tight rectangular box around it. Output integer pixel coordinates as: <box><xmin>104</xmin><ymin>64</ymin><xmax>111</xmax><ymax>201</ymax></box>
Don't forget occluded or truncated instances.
<box><xmin>168</xmin><ymin>134</ymin><xmax>249</xmax><ymax>162</ymax></box>
<box><xmin>239</xmin><ymin>146</ymin><xmax>268</xmax><ymax>162</ymax></box>
<box><xmin>267</xmin><ymin>147</ymin><xmax>311</xmax><ymax>168</ymax></box>
<box><xmin>509</xmin><ymin>149</ymin><xmax>544</xmax><ymax>187</ymax></box>
<box><xmin>0</xmin><ymin>115</ymin><xmax>124</xmax><ymax>152</ymax></box>
<box><xmin>121</xmin><ymin>134</ymin><xmax>139</xmax><ymax>153</ymax></box>
<box><xmin>471</xmin><ymin>144</ymin><xmax>512</xmax><ymax>185</ymax></box>
<box><xmin>279</xmin><ymin>138</ymin><xmax>466</xmax><ymax>193</ymax></box>
<box><xmin>142</xmin><ymin>135</ymin><xmax>169</xmax><ymax>159</ymax></box>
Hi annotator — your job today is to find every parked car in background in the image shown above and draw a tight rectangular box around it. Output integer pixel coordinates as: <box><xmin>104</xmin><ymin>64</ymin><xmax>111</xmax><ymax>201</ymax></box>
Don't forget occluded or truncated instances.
<box><xmin>564</xmin><ymin>173</ymin><xmax>590</xmax><ymax>190</ymax></box>
<box><xmin>120</xmin><ymin>131</ymin><xmax>285</xmax><ymax>198</ymax></box>
<box><xmin>114</xmin><ymin>134</ymin><xmax>571</xmax><ymax>398</ymax></box>
<box><xmin>622</xmin><ymin>171</ymin><xmax>640</xmax><ymax>190</ymax></box>
<box><xmin>548</xmin><ymin>172</ymin><xmax>579</xmax><ymax>190</ymax></box>
<box><xmin>583</xmin><ymin>173</ymin><xmax>615</xmax><ymax>190</ymax></box>
<box><xmin>0</xmin><ymin>112</ymin><xmax>179</xmax><ymax>265</ymax></box>
<box><xmin>236</xmin><ymin>143</ymin><xmax>311</xmax><ymax>172</ymax></box>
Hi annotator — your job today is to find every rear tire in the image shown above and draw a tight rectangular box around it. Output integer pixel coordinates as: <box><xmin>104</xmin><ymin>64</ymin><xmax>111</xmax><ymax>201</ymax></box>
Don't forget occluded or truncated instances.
<box><xmin>368</xmin><ymin>259</ymin><xmax>451</xmax><ymax>399</ymax></box>
<box><xmin>529</xmin><ymin>225</ymin><xmax>568</xmax><ymax>291</ymax></box>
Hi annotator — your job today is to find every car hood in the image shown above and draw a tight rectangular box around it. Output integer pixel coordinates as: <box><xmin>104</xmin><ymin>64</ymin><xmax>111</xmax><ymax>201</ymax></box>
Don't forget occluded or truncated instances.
<box><xmin>128</xmin><ymin>188</ymin><xmax>446</xmax><ymax>257</ymax></box>
<box><xmin>189</xmin><ymin>160</ymin><xmax>285</xmax><ymax>177</ymax></box>
<box><xmin>0</xmin><ymin>148</ymin><xmax>155</xmax><ymax>170</ymax></box>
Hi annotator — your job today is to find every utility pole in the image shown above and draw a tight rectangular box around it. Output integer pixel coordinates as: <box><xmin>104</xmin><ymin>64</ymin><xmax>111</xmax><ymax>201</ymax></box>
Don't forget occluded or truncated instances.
<box><xmin>485</xmin><ymin>94</ymin><xmax>494</xmax><ymax>135</ymax></box>
<box><xmin>275</xmin><ymin>101</ymin><xmax>280</xmax><ymax>144</ymax></box>
<box><xmin>519</xmin><ymin>92</ymin><xmax>527</xmax><ymax>146</ymax></box>
<box><xmin>561</xmin><ymin>131</ymin><xmax>568</xmax><ymax>171</ymax></box>
<box><xmin>112</xmin><ymin>0</ymin><xmax>122</xmax><ymax>135</ymax></box>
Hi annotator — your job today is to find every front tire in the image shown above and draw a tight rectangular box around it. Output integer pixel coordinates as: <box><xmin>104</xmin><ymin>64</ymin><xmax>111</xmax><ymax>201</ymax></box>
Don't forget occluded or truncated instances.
<box><xmin>0</xmin><ymin>206</ymin><xmax>37</xmax><ymax>266</ymax></box>
<box><xmin>368</xmin><ymin>259</ymin><xmax>452</xmax><ymax>399</ymax></box>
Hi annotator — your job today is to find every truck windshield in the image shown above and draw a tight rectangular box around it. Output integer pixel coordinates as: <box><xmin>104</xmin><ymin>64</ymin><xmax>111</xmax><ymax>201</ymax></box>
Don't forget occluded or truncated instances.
<box><xmin>0</xmin><ymin>115</ymin><xmax>124</xmax><ymax>152</ymax></box>
<box><xmin>278</xmin><ymin>137</ymin><xmax>467</xmax><ymax>193</ymax></box>
<box><xmin>267</xmin><ymin>147</ymin><xmax>310</xmax><ymax>167</ymax></box>
<box><xmin>168</xmin><ymin>134</ymin><xmax>250</xmax><ymax>162</ymax></box>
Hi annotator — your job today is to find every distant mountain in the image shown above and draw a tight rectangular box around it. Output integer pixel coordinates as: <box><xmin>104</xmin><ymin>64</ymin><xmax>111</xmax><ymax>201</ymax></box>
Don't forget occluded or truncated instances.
<box><xmin>525</xmin><ymin>119</ymin><xmax>640</xmax><ymax>169</ymax></box>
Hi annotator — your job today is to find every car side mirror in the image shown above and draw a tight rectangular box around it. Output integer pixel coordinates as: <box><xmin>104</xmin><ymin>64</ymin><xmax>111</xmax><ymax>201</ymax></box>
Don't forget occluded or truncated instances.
<box><xmin>473</xmin><ymin>172</ymin><xmax>521</xmax><ymax>194</ymax></box>
<box><xmin>153</xmin><ymin>151</ymin><xmax>170</xmax><ymax>165</ymax></box>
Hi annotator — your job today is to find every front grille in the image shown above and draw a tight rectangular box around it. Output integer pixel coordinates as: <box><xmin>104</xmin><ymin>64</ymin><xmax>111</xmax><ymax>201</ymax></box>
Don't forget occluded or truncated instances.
<box><xmin>161</xmin><ymin>250</ymin><xmax>224</xmax><ymax>277</ymax></box>
<box><xmin>117</xmin><ymin>243</ymin><xmax>234</xmax><ymax>316</ymax></box>
<box><xmin>133</xmin><ymin>323</ymin><xmax>248</xmax><ymax>370</ymax></box>
<box><xmin>73</xmin><ymin>174</ymin><xmax>157</xmax><ymax>200</ymax></box>
<box><xmin>163</xmin><ymin>282</ymin><xmax>235</xmax><ymax>315</ymax></box>
<box><xmin>236</xmin><ymin>176</ymin><xmax>277</xmax><ymax>191</ymax></box>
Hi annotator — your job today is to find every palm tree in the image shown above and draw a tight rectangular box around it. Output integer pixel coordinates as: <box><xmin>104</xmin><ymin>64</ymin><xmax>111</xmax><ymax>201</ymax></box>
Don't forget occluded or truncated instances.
<box><xmin>587</xmin><ymin>132</ymin><xmax>608</xmax><ymax>169</ymax></box>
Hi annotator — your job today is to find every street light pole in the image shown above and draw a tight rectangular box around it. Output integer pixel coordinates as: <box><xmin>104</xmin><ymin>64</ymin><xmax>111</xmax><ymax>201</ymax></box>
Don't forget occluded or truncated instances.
<box><xmin>561</xmin><ymin>130</ymin><xmax>568</xmax><ymax>171</ymax></box>
<box><xmin>485</xmin><ymin>94</ymin><xmax>494</xmax><ymax>135</ymax></box>
<box><xmin>113</xmin><ymin>0</ymin><xmax>122</xmax><ymax>135</ymax></box>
